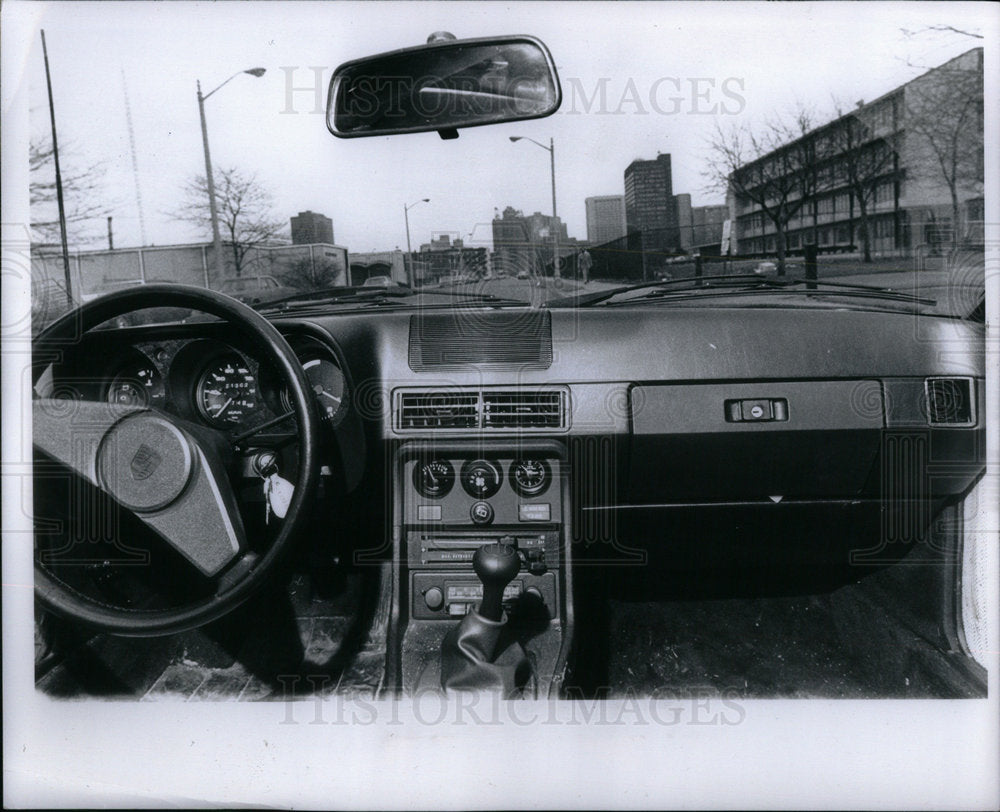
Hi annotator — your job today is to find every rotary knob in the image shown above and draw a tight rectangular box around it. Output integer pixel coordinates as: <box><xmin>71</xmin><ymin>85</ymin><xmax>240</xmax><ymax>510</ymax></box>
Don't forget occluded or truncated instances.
<box><xmin>423</xmin><ymin>587</ymin><xmax>444</xmax><ymax>611</ymax></box>
<box><xmin>470</xmin><ymin>501</ymin><xmax>494</xmax><ymax>525</ymax></box>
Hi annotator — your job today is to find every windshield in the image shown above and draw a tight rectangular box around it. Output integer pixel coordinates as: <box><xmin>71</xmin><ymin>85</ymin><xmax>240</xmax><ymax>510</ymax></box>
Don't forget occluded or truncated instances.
<box><xmin>21</xmin><ymin>2</ymin><xmax>985</xmax><ymax>329</ymax></box>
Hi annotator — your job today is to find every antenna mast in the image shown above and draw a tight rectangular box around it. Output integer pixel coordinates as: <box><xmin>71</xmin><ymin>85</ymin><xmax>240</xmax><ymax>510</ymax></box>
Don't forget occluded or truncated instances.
<box><xmin>121</xmin><ymin>68</ymin><xmax>148</xmax><ymax>247</ymax></box>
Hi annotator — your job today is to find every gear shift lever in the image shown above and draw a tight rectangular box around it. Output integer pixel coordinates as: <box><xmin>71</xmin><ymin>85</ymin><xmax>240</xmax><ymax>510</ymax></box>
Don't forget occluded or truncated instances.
<box><xmin>474</xmin><ymin>542</ymin><xmax>521</xmax><ymax>621</ymax></box>
<box><xmin>429</xmin><ymin>541</ymin><xmax>531</xmax><ymax>695</ymax></box>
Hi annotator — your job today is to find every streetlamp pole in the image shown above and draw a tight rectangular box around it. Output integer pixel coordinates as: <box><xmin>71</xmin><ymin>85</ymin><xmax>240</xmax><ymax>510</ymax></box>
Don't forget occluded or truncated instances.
<box><xmin>197</xmin><ymin>68</ymin><xmax>265</xmax><ymax>282</ymax></box>
<box><xmin>549</xmin><ymin>136</ymin><xmax>559</xmax><ymax>280</ymax></box>
<box><xmin>404</xmin><ymin>198</ymin><xmax>430</xmax><ymax>286</ymax></box>
<box><xmin>510</xmin><ymin>135</ymin><xmax>560</xmax><ymax>279</ymax></box>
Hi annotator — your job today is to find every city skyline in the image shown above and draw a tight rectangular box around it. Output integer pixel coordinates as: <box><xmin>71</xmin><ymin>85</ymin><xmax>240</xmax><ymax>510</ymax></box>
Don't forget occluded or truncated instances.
<box><xmin>11</xmin><ymin>1</ymin><xmax>989</xmax><ymax>255</ymax></box>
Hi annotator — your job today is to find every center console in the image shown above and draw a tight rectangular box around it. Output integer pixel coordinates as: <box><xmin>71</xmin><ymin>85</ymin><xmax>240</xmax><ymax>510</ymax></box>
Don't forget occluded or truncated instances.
<box><xmin>390</xmin><ymin>439</ymin><xmax>572</xmax><ymax>695</ymax></box>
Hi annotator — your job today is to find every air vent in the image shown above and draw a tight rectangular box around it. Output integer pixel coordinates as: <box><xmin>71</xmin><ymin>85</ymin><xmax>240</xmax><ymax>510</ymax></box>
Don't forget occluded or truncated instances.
<box><xmin>408</xmin><ymin>311</ymin><xmax>552</xmax><ymax>371</ymax></box>
<box><xmin>926</xmin><ymin>378</ymin><xmax>974</xmax><ymax>425</ymax></box>
<box><xmin>483</xmin><ymin>390</ymin><xmax>564</xmax><ymax>429</ymax></box>
<box><xmin>394</xmin><ymin>388</ymin><xmax>568</xmax><ymax>432</ymax></box>
<box><xmin>397</xmin><ymin>392</ymin><xmax>478</xmax><ymax>430</ymax></box>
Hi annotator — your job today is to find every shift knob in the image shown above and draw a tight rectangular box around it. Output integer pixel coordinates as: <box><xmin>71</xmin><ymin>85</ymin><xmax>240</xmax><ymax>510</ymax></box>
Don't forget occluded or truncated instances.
<box><xmin>473</xmin><ymin>543</ymin><xmax>521</xmax><ymax>622</ymax></box>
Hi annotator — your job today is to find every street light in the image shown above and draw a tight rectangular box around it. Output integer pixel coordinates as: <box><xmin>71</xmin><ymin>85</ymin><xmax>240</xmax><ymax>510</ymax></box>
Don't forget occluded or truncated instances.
<box><xmin>509</xmin><ymin>135</ymin><xmax>559</xmax><ymax>279</ymax></box>
<box><xmin>404</xmin><ymin>198</ymin><xmax>430</xmax><ymax>286</ymax></box>
<box><xmin>197</xmin><ymin>67</ymin><xmax>266</xmax><ymax>281</ymax></box>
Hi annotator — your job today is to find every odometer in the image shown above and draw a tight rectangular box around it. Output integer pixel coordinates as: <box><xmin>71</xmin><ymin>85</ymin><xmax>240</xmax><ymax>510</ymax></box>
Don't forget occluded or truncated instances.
<box><xmin>196</xmin><ymin>355</ymin><xmax>260</xmax><ymax>426</ymax></box>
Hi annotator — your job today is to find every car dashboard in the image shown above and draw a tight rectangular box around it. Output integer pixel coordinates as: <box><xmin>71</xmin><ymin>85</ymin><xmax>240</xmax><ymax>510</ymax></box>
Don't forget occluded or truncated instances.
<box><xmin>35</xmin><ymin>301</ymin><xmax>986</xmax><ymax>696</ymax></box>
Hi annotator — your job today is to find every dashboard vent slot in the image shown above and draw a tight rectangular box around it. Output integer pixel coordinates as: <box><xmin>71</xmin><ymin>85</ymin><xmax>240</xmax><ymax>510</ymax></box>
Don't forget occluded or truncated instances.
<box><xmin>394</xmin><ymin>388</ymin><xmax>569</xmax><ymax>432</ymax></box>
<box><xmin>926</xmin><ymin>378</ymin><xmax>974</xmax><ymax>425</ymax></box>
<box><xmin>398</xmin><ymin>392</ymin><xmax>478</xmax><ymax>430</ymax></box>
<box><xmin>482</xmin><ymin>390</ymin><xmax>564</xmax><ymax>429</ymax></box>
<box><xmin>408</xmin><ymin>311</ymin><xmax>552</xmax><ymax>371</ymax></box>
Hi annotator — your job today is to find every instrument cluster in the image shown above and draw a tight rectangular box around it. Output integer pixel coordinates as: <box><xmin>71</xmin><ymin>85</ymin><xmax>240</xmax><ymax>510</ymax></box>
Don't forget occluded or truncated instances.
<box><xmin>98</xmin><ymin>336</ymin><xmax>349</xmax><ymax>434</ymax></box>
<box><xmin>412</xmin><ymin>456</ymin><xmax>552</xmax><ymax>500</ymax></box>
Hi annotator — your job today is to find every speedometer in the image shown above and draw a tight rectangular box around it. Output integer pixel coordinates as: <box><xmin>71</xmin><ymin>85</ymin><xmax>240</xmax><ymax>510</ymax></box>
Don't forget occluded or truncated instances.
<box><xmin>196</xmin><ymin>355</ymin><xmax>260</xmax><ymax>426</ymax></box>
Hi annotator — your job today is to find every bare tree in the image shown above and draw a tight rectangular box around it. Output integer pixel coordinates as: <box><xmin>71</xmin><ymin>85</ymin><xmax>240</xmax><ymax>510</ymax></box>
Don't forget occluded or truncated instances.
<box><xmin>904</xmin><ymin>51</ymin><xmax>983</xmax><ymax>248</ymax></box>
<box><xmin>825</xmin><ymin>98</ymin><xmax>901</xmax><ymax>262</ymax></box>
<box><xmin>704</xmin><ymin>107</ymin><xmax>819</xmax><ymax>274</ymax></box>
<box><xmin>273</xmin><ymin>257</ymin><xmax>343</xmax><ymax>291</ymax></box>
<box><xmin>173</xmin><ymin>166</ymin><xmax>286</xmax><ymax>276</ymax></box>
<box><xmin>901</xmin><ymin>25</ymin><xmax>983</xmax><ymax>41</ymax></box>
<box><xmin>30</xmin><ymin>138</ymin><xmax>113</xmax><ymax>244</ymax></box>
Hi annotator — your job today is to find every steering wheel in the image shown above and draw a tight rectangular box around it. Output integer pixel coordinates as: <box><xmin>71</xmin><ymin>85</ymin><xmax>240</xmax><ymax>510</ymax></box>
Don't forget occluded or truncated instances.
<box><xmin>32</xmin><ymin>284</ymin><xmax>320</xmax><ymax>636</ymax></box>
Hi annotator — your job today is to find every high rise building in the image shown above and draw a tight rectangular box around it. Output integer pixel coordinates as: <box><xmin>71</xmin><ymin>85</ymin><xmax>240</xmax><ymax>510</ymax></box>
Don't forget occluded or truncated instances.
<box><xmin>624</xmin><ymin>154</ymin><xmax>678</xmax><ymax>247</ymax></box>
<box><xmin>585</xmin><ymin>195</ymin><xmax>627</xmax><ymax>244</ymax></box>
<box><xmin>675</xmin><ymin>194</ymin><xmax>729</xmax><ymax>252</ymax></box>
<box><xmin>491</xmin><ymin>206</ymin><xmax>570</xmax><ymax>275</ymax></box>
<box><xmin>290</xmin><ymin>211</ymin><xmax>334</xmax><ymax>245</ymax></box>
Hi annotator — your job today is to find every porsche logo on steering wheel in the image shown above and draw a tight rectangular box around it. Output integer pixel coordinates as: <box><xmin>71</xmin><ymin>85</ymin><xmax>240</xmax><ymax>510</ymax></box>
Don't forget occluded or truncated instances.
<box><xmin>129</xmin><ymin>444</ymin><xmax>162</xmax><ymax>481</ymax></box>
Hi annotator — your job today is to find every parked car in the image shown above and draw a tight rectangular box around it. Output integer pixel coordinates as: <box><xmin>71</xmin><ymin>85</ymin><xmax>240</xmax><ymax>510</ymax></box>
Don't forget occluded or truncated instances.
<box><xmin>219</xmin><ymin>275</ymin><xmax>298</xmax><ymax>305</ymax></box>
<box><xmin>361</xmin><ymin>274</ymin><xmax>394</xmax><ymax>287</ymax></box>
<box><xmin>80</xmin><ymin>278</ymin><xmax>145</xmax><ymax>303</ymax></box>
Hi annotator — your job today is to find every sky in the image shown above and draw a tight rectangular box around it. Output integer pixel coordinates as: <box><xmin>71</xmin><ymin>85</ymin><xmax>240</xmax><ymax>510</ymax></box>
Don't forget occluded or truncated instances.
<box><xmin>7</xmin><ymin>0</ymin><xmax>996</xmax><ymax>252</ymax></box>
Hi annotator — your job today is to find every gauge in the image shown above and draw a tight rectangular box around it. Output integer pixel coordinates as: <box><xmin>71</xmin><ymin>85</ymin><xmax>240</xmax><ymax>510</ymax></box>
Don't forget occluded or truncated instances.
<box><xmin>281</xmin><ymin>358</ymin><xmax>347</xmax><ymax>426</ymax></box>
<box><xmin>106</xmin><ymin>365</ymin><xmax>165</xmax><ymax>409</ymax></box>
<box><xmin>460</xmin><ymin>459</ymin><xmax>503</xmax><ymax>499</ymax></box>
<box><xmin>510</xmin><ymin>457</ymin><xmax>551</xmax><ymax>497</ymax></box>
<box><xmin>196</xmin><ymin>355</ymin><xmax>260</xmax><ymax>426</ymax></box>
<box><xmin>413</xmin><ymin>459</ymin><xmax>455</xmax><ymax>499</ymax></box>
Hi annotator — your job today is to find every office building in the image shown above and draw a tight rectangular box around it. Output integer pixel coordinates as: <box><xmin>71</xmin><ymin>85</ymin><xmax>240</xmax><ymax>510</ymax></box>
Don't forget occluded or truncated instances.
<box><xmin>624</xmin><ymin>154</ymin><xmax>678</xmax><ymax>251</ymax></box>
<box><xmin>290</xmin><ymin>211</ymin><xmax>334</xmax><ymax>246</ymax></box>
<box><xmin>585</xmin><ymin>195</ymin><xmax>627</xmax><ymax>244</ymax></box>
<box><xmin>728</xmin><ymin>49</ymin><xmax>983</xmax><ymax>258</ymax></box>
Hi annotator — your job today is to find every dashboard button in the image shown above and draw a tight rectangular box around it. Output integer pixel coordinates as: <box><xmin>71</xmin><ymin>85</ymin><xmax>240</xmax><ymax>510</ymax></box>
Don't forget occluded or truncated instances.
<box><xmin>470</xmin><ymin>501</ymin><xmax>494</xmax><ymax>525</ymax></box>
<box><xmin>423</xmin><ymin>587</ymin><xmax>444</xmax><ymax>611</ymax></box>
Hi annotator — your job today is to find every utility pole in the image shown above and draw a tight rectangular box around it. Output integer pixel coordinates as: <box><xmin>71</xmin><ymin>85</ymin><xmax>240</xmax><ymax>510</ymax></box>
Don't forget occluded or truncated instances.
<box><xmin>40</xmin><ymin>30</ymin><xmax>73</xmax><ymax>306</ymax></box>
<box><xmin>107</xmin><ymin>216</ymin><xmax>114</xmax><ymax>250</ymax></box>
<box><xmin>404</xmin><ymin>198</ymin><xmax>430</xmax><ymax>286</ymax></box>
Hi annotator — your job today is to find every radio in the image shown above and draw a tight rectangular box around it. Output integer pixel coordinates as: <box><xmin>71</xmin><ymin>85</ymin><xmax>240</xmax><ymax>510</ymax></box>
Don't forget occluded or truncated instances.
<box><xmin>410</xmin><ymin>570</ymin><xmax>558</xmax><ymax>620</ymax></box>
<box><xmin>406</xmin><ymin>530</ymin><xmax>561</xmax><ymax>620</ymax></box>
<box><xmin>407</xmin><ymin>530</ymin><xmax>559</xmax><ymax>570</ymax></box>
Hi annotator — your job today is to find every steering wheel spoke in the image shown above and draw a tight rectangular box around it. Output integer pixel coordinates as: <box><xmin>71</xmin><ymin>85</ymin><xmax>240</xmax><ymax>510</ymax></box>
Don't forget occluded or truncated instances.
<box><xmin>33</xmin><ymin>399</ymin><xmax>245</xmax><ymax>577</ymax></box>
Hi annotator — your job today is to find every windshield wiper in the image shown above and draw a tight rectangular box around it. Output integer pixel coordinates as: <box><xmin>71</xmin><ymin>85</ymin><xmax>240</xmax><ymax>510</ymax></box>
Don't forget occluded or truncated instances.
<box><xmin>256</xmin><ymin>286</ymin><xmax>529</xmax><ymax>313</ymax></box>
<box><xmin>545</xmin><ymin>275</ymin><xmax>935</xmax><ymax>308</ymax></box>
<box><xmin>255</xmin><ymin>286</ymin><xmax>413</xmax><ymax>311</ymax></box>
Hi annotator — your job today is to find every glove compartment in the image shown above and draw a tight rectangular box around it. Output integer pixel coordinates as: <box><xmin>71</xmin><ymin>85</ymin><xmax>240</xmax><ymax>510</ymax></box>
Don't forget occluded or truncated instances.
<box><xmin>627</xmin><ymin>380</ymin><xmax>884</xmax><ymax>502</ymax></box>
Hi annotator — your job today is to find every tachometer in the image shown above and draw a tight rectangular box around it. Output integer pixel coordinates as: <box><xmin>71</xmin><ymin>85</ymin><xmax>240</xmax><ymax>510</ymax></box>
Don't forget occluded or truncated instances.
<box><xmin>196</xmin><ymin>355</ymin><xmax>260</xmax><ymax>426</ymax></box>
<box><xmin>413</xmin><ymin>459</ymin><xmax>456</xmax><ymax>499</ymax></box>
<box><xmin>106</xmin><ymin>365</ymin><xmax>165</xmax><ymax>409</ymax></box>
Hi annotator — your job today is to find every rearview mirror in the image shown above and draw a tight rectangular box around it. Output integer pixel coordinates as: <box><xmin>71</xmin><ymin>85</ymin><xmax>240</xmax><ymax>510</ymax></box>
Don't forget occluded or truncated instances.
<box><xmin>327</xmin><ymin>35</ymin><xmax>561</xmax><ymax>138</ymax></box>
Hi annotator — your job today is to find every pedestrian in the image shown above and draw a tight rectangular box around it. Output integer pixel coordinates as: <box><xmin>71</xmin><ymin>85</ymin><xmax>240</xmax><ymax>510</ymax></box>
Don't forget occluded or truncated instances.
<box><xmin>578</xmin><ymin>249</ymin><xmax>592</xmax><ymax>285</ymax></box>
